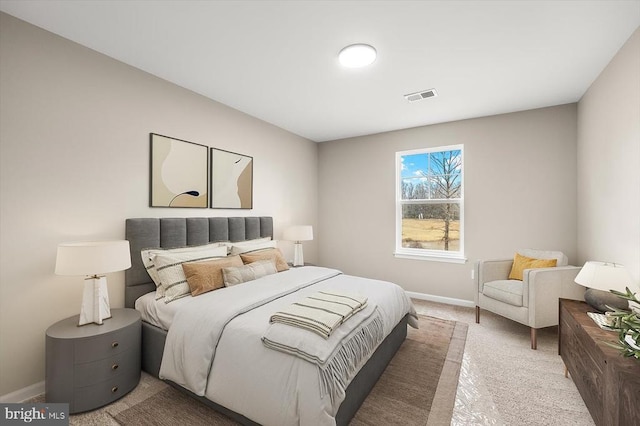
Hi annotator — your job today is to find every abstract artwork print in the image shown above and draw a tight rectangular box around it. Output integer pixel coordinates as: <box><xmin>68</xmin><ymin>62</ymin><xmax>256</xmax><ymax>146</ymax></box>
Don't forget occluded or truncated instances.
<box><xmin>210</xmin><ymin>148</ymin><xmax>253</xmax><ymax>209</ymax></box>
<box><xmin>150</xmin><ymin>133</ymin><xmax>208</xmax><ymax>208</ymax></box>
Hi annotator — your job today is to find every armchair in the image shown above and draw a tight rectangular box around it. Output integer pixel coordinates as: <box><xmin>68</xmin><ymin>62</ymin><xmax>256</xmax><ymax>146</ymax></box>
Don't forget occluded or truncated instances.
<box><xmin>475</xmin><ymin>249</ymin><xmax>584</xmax><ymax>349</ymax></box>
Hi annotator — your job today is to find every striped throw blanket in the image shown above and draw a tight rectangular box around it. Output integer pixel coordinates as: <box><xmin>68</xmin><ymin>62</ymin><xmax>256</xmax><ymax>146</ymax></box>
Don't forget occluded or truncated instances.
<box><xmin>263</xmin><ymin>304</ymin><xmax>384</xmax><ymax>404</ymax></box>
<box><xmin>269</xmin><ymin>290</ymin><xmax>368</xmax><ymax>339</ymax></box>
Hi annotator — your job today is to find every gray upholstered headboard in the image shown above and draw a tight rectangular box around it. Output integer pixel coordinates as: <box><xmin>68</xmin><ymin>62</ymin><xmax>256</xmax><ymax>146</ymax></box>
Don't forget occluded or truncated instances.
<box><xmin>124</xmin><ymin>216</ymin><xmax>274</xmax><ymax>308</ymax></box>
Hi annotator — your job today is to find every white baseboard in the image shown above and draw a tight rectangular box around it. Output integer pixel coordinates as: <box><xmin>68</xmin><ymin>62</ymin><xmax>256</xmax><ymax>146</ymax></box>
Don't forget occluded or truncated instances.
<box><xmin>0</xmin><ymin>381</ymin><xmax>44</xmax><ymax>403</ymax></box>
<box><xmin>406</xmin><ymin>291</ymin><xmax>475</xmax><ymax>308</ymax></box>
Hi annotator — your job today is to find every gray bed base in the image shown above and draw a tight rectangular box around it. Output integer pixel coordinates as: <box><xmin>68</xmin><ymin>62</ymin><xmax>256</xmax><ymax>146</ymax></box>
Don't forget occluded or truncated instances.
<box><xmin>125</xmin><ymin>217</ymin><xmax>408</xmax><ymax>425</ymax></box>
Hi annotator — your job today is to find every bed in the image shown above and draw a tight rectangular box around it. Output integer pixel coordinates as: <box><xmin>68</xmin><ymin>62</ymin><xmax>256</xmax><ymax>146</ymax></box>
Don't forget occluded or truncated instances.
<box><xmin>125</xmin><ymin>216</ymin><xmax>416</xmax><ymax>425</ymax></box>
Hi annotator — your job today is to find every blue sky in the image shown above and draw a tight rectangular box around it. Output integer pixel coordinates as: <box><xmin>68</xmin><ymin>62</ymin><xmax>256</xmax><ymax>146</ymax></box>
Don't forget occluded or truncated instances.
<box><xmin>401</xmin><ymin>153</ymin><xmax>430</xmax><ymax>180</ymax></box>
<box><xmin>401</xmin><ymin>151</ymin><xmax>462</xmax><ymax>181</ymax></box>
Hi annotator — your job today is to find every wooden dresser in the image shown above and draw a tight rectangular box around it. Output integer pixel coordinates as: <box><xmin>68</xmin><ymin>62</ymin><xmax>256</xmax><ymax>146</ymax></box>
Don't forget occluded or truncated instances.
<box><xmin>559</xmin><ymin>299</ymin><xmax>640</xmax><ymax>426</ymax></box>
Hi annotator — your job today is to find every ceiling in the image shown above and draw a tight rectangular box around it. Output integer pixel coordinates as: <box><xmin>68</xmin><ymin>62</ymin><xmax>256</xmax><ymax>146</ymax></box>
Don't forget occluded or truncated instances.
<box><xmin>1</xmin><ymin>1</ymin><xmax>639</xmax><ymax>142</ymax></box>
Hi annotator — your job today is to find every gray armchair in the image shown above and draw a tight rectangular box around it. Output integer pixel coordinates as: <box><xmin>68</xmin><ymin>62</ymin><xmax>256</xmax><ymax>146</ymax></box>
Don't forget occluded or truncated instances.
<box><xmin>475</xmin><ymin>249</ymin><xmax>584</xmax><ymax>349</ymax></box>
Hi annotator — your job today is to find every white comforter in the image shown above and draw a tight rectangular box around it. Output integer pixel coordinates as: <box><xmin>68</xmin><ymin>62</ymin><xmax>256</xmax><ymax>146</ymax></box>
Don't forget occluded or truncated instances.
<box><xmin>159</xmin><ymin>266</ymin><xmax>417</xmax><ymax>426</ymax></box>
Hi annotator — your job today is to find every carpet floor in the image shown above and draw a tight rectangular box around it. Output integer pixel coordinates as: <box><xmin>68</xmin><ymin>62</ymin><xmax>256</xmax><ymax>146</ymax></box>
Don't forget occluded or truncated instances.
<box><xmin>66</xmin><ymin>314</ymin><xmax>466</xmax><ymax>425</ymax></box>
<box><xmin>412</xmin><ymin>300</ymin><xmax>595</xmax><ymax>426</ymax></box>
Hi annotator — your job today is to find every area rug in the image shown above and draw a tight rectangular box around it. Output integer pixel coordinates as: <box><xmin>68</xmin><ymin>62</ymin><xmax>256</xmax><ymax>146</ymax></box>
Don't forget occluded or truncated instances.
<box><xmin>113</xmin><ymin>315</ymin><xmax>467</xmax><ymax>425</ymax></box>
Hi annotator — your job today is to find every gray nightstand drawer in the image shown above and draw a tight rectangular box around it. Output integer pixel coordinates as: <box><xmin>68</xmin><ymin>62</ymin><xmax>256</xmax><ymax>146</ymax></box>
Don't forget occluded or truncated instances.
<box><xmin>46</xmin><ymin>309</ymin><xmax>142</xmax><ymax>413</ymax></box>
<box><xmin>74</xmin><ymin>351</ymin><xmax>139</xmax><ymax>387</ymax></box>
<box><xmin>72</xmin><ymin>369</ymin><xmax>140</xmax><ymax>413</ymax></box>
<box><xmin>73</xmin><ymin>323</ymin><xmax>138</xmax><ymax>363</ymax></box>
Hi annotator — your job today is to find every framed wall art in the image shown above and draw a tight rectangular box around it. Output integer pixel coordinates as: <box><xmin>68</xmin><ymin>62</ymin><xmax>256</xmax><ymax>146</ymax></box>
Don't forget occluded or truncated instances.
<box><xmin>210</xmin><ymin>148</ymin><xmax>253</xmax><ymax>209</ymax></box>
<box><xmin>149</xmin><ymin>133</ymin><xmax>209</xmax><ymax>208</ymax></box>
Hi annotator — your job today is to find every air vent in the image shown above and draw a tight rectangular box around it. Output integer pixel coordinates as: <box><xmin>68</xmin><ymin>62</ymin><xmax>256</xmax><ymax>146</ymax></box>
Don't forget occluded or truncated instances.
<box><xmin>405</xmin><ymin>89</ymin><xmax>437</xmax><ymax>103</ymax></box>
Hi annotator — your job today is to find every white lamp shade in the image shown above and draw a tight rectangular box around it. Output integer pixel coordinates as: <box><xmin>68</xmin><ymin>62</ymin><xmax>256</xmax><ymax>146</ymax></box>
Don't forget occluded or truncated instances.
<box><xmin>575</xmin><ymin>261</ymin><xmax>631</xmax><ymax>293</ymax></box>
<box><xmin>55</xmin><ymin>240</ymin><xmax>131</xmax><ymax>276</ymax></box>
<box><xmin>283</xmin><ymin>226</ymin><xmax>313</xmax><ymax>242</ymax></box>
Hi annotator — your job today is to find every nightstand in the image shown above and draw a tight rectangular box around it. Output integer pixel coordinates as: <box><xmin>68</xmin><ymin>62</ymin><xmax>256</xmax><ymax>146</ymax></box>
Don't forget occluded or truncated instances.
<box><xmin>45</xmin><ymin>308</ymin><xmax>141</xmax><ymax>413</ymax></box>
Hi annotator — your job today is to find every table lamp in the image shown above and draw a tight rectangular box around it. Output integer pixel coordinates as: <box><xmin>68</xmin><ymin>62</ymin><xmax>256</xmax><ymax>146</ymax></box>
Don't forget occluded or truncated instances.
<box><xmin>55</xmin><ymin>240</ymin><xmax>131</xmax><ymax>326</ymax></box>
<box><xmin>283</xmin><ymin>225</ymin><xmax>313</xmax><ymax>267</ymax></box>
<box><xmin>574</xmin><ymin>261</ymin><xmax>631</xmax><ymax>312</ymax></box>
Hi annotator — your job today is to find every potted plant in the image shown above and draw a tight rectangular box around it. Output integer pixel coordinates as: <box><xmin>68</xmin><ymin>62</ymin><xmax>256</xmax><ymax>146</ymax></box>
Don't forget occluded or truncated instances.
<box><xmin>607</xmin><ymin>287</ymin><xmax>640</xmax><ymax>360</ymax></box>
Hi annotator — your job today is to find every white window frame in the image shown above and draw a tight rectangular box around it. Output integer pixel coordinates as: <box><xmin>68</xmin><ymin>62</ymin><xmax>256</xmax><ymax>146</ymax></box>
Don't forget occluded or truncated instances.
<box><xmin>394</xmin><ymin>144</ymin><xmax>466</xmax><ymax>263</ymax></box>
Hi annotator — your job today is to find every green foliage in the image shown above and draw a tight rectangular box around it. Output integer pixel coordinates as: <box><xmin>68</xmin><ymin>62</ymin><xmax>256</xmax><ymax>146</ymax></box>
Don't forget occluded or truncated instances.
<box><xmin>606</xmin><ymin>287</ymin><xmax>640</xmax><ymax>360</ymax></box>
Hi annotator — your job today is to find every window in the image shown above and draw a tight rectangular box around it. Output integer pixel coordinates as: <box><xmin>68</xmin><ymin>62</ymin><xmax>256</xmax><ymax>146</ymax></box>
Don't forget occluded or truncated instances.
<box><xmin>395</xmin><ymin>145</ymin><xmax>465</xmax><ymax>262</ymax></box>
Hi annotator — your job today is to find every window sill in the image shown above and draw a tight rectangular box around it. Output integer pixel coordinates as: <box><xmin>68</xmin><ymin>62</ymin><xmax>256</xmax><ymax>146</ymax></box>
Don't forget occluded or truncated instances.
<box><xmin>394</xmin><ymin>252</ymin><xmax>467</xmax><ymax>264</ymax></box>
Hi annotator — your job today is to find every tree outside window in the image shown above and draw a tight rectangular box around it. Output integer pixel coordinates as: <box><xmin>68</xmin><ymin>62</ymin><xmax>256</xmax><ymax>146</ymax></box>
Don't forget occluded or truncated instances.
<box><xmin>396</xmin><ymin>145</ymin><xmax>464</xmax><ymax>260</ymax></box>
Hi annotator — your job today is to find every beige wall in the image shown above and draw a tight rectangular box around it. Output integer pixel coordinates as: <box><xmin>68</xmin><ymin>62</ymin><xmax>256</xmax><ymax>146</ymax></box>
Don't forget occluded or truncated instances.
<box><xmin>577</xmin><ymin>28</ymin><xmax>640</xmax><ymax>285</ymax></box>
<box><xmin>318</xmin><ymin>104</ymin><xmax>578</xmax><ymax>301</ymax></box>
<box><xmin>0</xmin><ymin>13</ymin><xmax>318</xmax><ymax>397</ymax></box>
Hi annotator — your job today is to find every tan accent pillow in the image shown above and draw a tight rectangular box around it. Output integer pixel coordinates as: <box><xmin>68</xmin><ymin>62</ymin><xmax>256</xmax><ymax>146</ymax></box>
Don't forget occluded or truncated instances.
<box><xmin>182</xmin><ymin>255</ymin><xmax>243</xmax><ymax>296</ymax></box>
<box><xmin>222</xmin><ymin>260</ymin><xmax>278</xmax><ymax>286</ymax></box>
<box><xmin>240</xmin><ymin>248</ymin><xmax>290</xmax><ymax>272</ymax></box>
<box><xmin>508</xmin><ymin>253</ymin><xmax>558</xmax><ymax>281</ymax></box>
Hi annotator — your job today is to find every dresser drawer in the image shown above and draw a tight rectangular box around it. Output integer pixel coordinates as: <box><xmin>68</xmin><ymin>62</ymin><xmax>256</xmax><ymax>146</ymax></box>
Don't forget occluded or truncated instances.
<box><xmin>562</xmin><ymin>315</ymin><xmax>603</xmax><ymax>373</ymax></box>
<box><xmin>560</xmin><ymin>309</ymin><xmax>604</xmax><ymax>425</ymax></box>
<box><xmin>74</xmin><ymin>350</ymin><xmax>140</xmax><ymax>387</ymax></box>
<box><xmin>74</xmin><ymin>322</ymin><xmax>138</xmax><ymax>363</ymax></box>
<box><xmin>72</xmin><ymin>369</ymin><xmax>140</xmax><ymax>413</ymax></box>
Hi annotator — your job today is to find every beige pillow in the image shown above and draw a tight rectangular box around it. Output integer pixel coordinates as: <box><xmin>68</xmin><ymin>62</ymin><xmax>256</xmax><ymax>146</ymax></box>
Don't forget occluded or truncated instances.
<box><xmin>508</xmin><ymin>253</ymin><xmax>557</xmax><ymax>281</ymax></box>
<box><xmin>224</xmin><ymin>237</ymin><xmax>272</xmax><ymax>250</ymax></box>
<box><xmin>182</xmin><ymin>255</ymin><xmax>243</xmax><ymax>296</ymax></box>
<box><xmin>229</xmin><ymin>240</ymin><xmax>278</xmax><ymax>256</ymax></box>
<box><xmin>222</xmin><ymin>260</ymin><xmax>278</xmax><ymax>286</ymax></box>
<box><xmin>240</xmin><ymin>248</ymin><xmax>289</xmax><ymax>272</ymax></box>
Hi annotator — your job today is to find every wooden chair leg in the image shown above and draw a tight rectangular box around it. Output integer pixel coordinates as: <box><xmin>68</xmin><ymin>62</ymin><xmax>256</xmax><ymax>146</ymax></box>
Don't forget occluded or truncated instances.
<box><xmin>475</xmin><ymin>306</ymin><xmax>480</xmax><ymax>323</ymax></box>
<box><xmin>531</xmin><ymin>327</ymin><xmax>537</xmax><ymax>350</ymax></box>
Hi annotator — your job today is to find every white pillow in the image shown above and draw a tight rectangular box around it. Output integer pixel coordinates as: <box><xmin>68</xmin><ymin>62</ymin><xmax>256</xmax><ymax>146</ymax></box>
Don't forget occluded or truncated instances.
<box><xmin>141</xmin><ymin>249</ymin><xmax>164</xmax><ymax>297</ymax></box>
<box><xmin>229</xmin><ymin>240</ymin><xmax>278</xmax><ymax>256</ymax></box>
<box><xmin>152</xmin><ymin>245</ymin><xmax>228</xmax><ymax>303</ymax></box>
<box><xmin>222</xmin><ymin>259</ymin><xmax>278</xmax><ymax>287</ymax></box>
<box><xmin>516</xmin><ymin>249</ymin><xmax>568</xmax><ymax>267</ymax></box>
<box><xmin>141</xmin><ymin>242</ymin><xmax>228</xmax><ymax>299</ymax></box>
<box><xmin>222</xmin><ymin>236</ymin><xmax>271</xmax><ymax>251</ymax></box>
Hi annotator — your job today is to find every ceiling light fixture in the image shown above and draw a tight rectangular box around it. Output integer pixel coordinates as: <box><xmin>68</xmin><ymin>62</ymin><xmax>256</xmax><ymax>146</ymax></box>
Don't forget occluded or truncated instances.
<box><xmin>338</xmin><ymin>44</ymin><xmax>377</xmax><ymax>68</ymax></box>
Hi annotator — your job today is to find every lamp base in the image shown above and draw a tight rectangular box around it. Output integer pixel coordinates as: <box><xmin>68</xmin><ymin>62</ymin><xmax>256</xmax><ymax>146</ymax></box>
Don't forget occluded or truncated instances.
<box><xmin>292</xmin><ymin>242</ymin><xmax>304</xmax><ymax>267</ymax></box>
<box><xmin>584</xmin><ymin>288</ymin><xmax>629</xmax><ymax>313</ymax></box>
<box><xmin>79</xmin><ymin>276</ymin><xmax>111</xmax><ymax>326</ymax></box>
